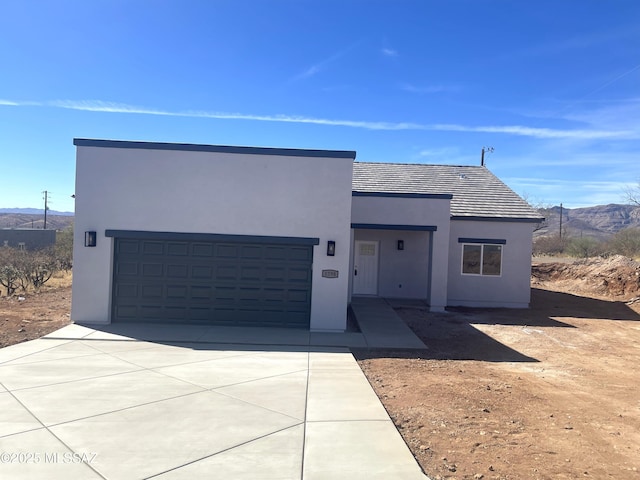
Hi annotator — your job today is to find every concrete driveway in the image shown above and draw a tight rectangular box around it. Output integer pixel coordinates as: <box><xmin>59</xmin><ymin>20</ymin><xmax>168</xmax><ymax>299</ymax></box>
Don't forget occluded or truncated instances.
<box><xmin>0</xmin><ymin>322</ymin><xmax>429</xmax><ymax>479</ymax></box>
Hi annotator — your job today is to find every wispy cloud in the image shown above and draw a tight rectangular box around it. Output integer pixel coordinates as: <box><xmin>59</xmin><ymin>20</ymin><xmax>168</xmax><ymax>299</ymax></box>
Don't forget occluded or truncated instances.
<box><xmin>562</xmin><ymin>96</ymin><xmax>640</xmax><ymax>131</ymax></box>
<box><xmin>418</xmin><ymin>147</ymin><xmax>460</xmax><ymax>157</ymax></box>
<box><xmin>521</xmin><ymin>25</ymin><xmax>639</xmax><ymax>58</ymax></box>
<box><xmin>521</xmin><ymin>154</ymin><xmax>636</xmax><ymax>169</ymax></box>
<box><xmin>401</xmin><ymin>83</ymin><xmax>462</xmax><ymax>94</ymax></box>
<box><xmin>290</xmin><ymin>43</ymin><xmax>360</xmax><ymax>82</ymax></box>
<box><xmin>1</xmin><ymin>98</ymin><xmax>637</xmax><ymax>140</ymax></box>
<box><xmin>504</xmin><ymin>176</ymin><xmax>632</xmax><ymax>208</ymax></box>
<box><xmin>430</xmin><ymin>123</ymin><xmax>634</xmax><ymax>140</ymax></box>
<box><xmin>381</xmin><ymin>48</ymin><xmax>398</xmax><ymax>57</ymax></box>
<box><xmin>414</xmin><ymin>146</ymin><xmax>477</xmax><ymax>165</ymax></box>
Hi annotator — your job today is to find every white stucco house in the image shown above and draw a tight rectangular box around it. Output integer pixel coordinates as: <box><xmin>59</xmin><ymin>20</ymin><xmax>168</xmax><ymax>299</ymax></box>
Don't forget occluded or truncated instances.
<box><xmin>71</xmin><ymin>139</ymin><xmax>543</xmax><ymax>332</ymax></box>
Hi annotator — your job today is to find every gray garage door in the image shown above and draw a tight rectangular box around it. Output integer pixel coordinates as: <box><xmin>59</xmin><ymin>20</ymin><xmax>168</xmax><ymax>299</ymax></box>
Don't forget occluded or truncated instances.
<box><xmin>111</xmin><ymin>234</ymin><xmax>314</xmax><ymax>328</ymax></box>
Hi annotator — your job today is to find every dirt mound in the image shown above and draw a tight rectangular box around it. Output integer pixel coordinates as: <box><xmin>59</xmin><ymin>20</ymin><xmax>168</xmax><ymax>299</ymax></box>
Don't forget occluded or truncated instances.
<box><xmin>532</xmin><ymin>255</ymin><xmax>640</xmax><ymax>300</ymax></box>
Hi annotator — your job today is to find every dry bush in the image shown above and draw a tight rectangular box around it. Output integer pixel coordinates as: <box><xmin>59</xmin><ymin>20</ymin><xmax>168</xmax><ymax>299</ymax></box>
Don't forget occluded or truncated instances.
<box><xmin>0</xmin><ymin>246</ymin><xmax>61</xmax><ymax>296</ymax></box>
<box><xmin>607</xmin><ymin>227</ymin><xmax>640</xmax><ymax>258</ymax></box>
<box><xmin>533</xmin><ymin>234</ymin><xmax>568</xmax><ymax>256</ymax></box>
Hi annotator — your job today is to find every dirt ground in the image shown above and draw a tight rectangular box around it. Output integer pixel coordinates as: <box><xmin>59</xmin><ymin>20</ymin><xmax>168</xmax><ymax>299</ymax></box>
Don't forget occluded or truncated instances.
<box><xmin>357</xmin><ymin>256</ymin><xmax>640</xmax><ymax>480</ymax></box>
<box><xmin>1</xmin><ymin>260</ymin><xmax>639</xmax><ymax>479</ymax></box>
<box><xmin>0</xmin><ymin>273</ymin><xmax>72</xmax><ymax>348</ymax></box>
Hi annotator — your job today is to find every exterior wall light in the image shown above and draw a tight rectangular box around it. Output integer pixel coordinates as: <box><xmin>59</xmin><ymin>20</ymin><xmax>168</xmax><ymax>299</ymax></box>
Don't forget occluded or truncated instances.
<box><xmin>397</xmin><ymin>240</ymin><xmax>404</xmax><ymax>250</ymax></box>
<box><xmin>327</xmin><ymin>240</ymin><xmax>336</xmax><ymax>256</ymax></box>
<box><xmin>85</xmin><ymin>231</ymin><xmax>97</xmax><ymax>247</ymax></box>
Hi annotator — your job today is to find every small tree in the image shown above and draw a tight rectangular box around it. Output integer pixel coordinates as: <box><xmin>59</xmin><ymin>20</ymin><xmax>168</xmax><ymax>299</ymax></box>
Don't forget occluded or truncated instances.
<box><xmin>55</xmin><ymin>224</ymin><xmax>74</xmax><ymax>271</ymax></box>
<box><xmin>624</xmin><ymin>180</ymin><xmax>640</xmax><ymax>206</ymax></box>
<box><xmin>0</xmin><ymin>264</ymin><xmax>21</xmax><ymax>296</ymax></box>
<box><xmin>566</xmin><ymin>237</ymin><xmax>604</xmax><ymax>258</ymax></box>
<box><xmin>607</xmin><ymin>227</ymin><xmax>640</xmax><ymax>258</ymax></box>
<box><xmin>0</xmin><ymin>247</ymin><xmax>24</xmax><ymax>295</ymax></box>
<box><xmin>21</xmin><ymin>248</ymin><xmax>58</xmax><ymax>290</ymax></box>
<box><xmin>533</xmin><ymin>234</ymin><xmax>568</xmax><ymax>256</ymax></box>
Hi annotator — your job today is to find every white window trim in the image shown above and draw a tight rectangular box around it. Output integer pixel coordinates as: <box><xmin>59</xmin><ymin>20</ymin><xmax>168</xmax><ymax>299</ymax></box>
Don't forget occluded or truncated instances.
<box><xmin>461</xmin><ymin>243</ymin><xmax>503</xmax><ymax>277</ymax></box>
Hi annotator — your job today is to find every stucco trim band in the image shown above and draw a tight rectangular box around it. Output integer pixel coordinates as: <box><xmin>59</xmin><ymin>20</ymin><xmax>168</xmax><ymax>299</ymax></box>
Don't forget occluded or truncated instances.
<box><xmin>350</xmin><ymin>224</ymin><xmax>438</xmax><ymax>231</ymax></box>
<box><xmin>73</xmin><ymin>138</ymin><xmax>356</xmax><ymax>159</ymax></box>
<box><xmin>105</xmin><ymin>230</ymin><xmax>320</xmax><ymax>245</ymax></box>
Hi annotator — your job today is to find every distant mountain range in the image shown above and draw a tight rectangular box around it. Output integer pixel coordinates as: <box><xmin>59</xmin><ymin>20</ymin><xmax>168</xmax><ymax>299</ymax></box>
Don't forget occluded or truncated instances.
<box><xmin>536</xmin><ymin>204</ymin><xmax>640</xmax><ymax>239</ymax></box>
<box><xmin>0</xmin><ymin>208</ymin><xmax>73</xmax><ymax>216</ymax></box>
<box><xmin>0</xmin><ymin>211</ymin><xmax>74</xmax><ymax>230</ymax></box>
<box><xmin>1</xmin><ymin>204</ymin><xmax>639</xmax><ymax>237</ymax></box>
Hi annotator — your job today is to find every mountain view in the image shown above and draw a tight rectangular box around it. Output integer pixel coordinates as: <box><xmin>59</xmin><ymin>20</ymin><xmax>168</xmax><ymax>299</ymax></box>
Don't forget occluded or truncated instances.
<box><xmin>0</xmin><ymin>211</ymin><xmax>74</xmax><ymax>230</ymax></box>
<box><xmin>2</xmin><ymin>204</ymin><xmax>639</xmax><ymax>238</ymax></box>
<box><xmin>536</xmin><ymin>204</ymin><xmax>640</xmax><ymax>239</ymax></box>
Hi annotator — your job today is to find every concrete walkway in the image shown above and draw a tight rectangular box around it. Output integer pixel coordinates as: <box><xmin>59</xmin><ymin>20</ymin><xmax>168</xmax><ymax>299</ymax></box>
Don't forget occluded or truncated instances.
<box><xmin>0</xmin><ymin>320</ymin><xmax>429</xmax><ymax>479</ymax></box>
<box><xmin>350</xmin><ymin>297</ymin><xmax>428</xmax><ymax>349</ymax></box>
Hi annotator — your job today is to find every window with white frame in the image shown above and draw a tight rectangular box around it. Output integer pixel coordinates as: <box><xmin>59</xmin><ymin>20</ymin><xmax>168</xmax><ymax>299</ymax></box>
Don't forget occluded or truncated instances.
<box><xmin>461</xmin><ymin>242</ymin><xmax>503</xmax><ymax>276</ymax></box>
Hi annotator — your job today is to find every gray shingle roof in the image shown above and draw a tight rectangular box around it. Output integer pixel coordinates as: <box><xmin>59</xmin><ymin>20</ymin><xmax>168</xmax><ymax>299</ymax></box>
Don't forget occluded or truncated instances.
<box><xmin>352</xmin><ymin>162</ymin><xmax>543</xmax><ymax>221</ymax></box>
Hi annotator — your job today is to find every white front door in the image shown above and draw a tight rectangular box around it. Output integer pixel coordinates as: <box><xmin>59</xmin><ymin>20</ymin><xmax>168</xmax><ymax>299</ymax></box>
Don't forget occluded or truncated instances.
<box><xmin>353</xmin><ymin>240</ymin><xmax>379</xmax><ymax>295</ymax></box>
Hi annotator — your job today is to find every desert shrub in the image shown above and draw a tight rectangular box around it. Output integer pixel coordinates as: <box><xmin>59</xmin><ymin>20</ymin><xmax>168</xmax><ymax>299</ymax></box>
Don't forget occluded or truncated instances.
<box><xmin>55</xmin><ymin>224</ymin><xmax>74</xmax><ymax>271</ymax></box>
<box><xmin>20</xmin><ymin>248</ymin><xmax>58</xmax><ymax>290</ymax></box>
<box><xmin>0</xmin><ymin>263</ymin><xmax>21</xmax><ymax>295</ymax></box>
<box><xmin>0</xmin><ymin>247</ymin><xmax>25</xmax><ymax>295</ymax></box>
<box><xmin>607</xmin><ymin>227</ymin><xmax>640</xmax><ymax>258</ymax></box>
<box><xmin>0</xmin><ymin>246</ymin><xmax>60</xmax><ymax>294</ymax></box>
<box><xmin>533</xmin><ymin>235</ymin><xmax>569</xmax><ymax>256</ymax></box>
<box><xmin>565</xmin><ymin>237</ymin><xmax>605</xmax><ymax>258</ymax></box>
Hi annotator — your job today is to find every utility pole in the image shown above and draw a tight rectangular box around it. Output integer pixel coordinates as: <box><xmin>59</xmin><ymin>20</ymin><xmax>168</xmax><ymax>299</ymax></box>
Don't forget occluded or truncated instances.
<box><xmin>481</xmin><ymin>146</ymin><xmax>494</xmax><ymax>166</ymax></box>
<box><xmin>559</xmin><ymin>203</ymin><xmax>563</xmax><ymax>239</ymax></box>
<box><xmin>43</xmin><ymin>190</ymin><xmax>49</xmax><ymax>230</ymax></box>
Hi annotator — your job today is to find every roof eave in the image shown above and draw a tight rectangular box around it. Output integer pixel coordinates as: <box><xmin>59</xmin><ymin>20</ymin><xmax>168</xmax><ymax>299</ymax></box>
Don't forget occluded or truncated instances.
<box><xmin>451</xmin><ymin>215</ymin><xmax>545</xmax><ymax>223</ymax></box>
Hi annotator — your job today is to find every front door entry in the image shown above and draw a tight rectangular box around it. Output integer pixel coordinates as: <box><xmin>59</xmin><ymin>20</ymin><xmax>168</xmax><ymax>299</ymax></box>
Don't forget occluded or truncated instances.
<box><xmin>353</xmin><ymin>240</ymin><xmax>379</xmax><ymax>295</ymax></box>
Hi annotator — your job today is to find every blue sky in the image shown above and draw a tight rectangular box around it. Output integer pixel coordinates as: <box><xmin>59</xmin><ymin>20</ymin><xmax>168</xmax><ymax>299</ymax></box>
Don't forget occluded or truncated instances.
<box><xmin>1</xmin><ymin>0</ymin><xmax>639</xmax><ymax>213</ymax></box>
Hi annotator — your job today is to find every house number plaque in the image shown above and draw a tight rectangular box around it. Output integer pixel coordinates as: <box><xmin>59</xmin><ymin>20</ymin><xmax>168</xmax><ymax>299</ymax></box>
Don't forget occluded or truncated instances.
<box><xmin>321</xmin><ymin>269</ymin><xmax>339</xmax><ymax>278</ymax></box>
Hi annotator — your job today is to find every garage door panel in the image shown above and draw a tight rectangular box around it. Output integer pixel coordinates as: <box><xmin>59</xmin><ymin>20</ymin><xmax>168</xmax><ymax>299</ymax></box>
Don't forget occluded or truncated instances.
<box><xmin>289</xmin><ymin>247</ymin><xmax>313</xmax><ymax>262</ymax></box>
<box><xmin>141</xmin><ymin>285</ymin><xmax>163</xmax><ymax>299</ymax></box>
<box><xmin>165</xmin><ymin>306</ymin><xmax>188</xmax><ymax>320</ymax></box>
<box><xmin>167</xmin><ymin>285</ymin><xmax>188</xmax><ymax>299</ymax></box>
<box><xmin>215</xmin><ymin>244</ymin><xmax>238</xmax><ymax>258</ymax></box>
<box><xmin>288</xmin><ymin>267</ymin><xmax>312</xmax><ymax>283</ymax></box>
<box><xmin>142</xmin><ymin>241</ymin><xmax>164</xmax><ymax>255</ymax></box>
<box><xmin>213</xmin><ymin>286</ymin><xmax>237</xmax><ymax>303</ymax></box>
<box><xmin>142</xmin><ymin>263</ymin><xmax>164</xmax><ymax>277</ymax></box>
<box><xmin>215</xmin><ymin>264</ymin><xmax>238</xmax><ymax>281</ymax></box>
<box><xmin>167</xmin><ymin>243</ymin><xmax>189</xmax><ymax>256</ymax></box>
<box><xmin>115</xmin><ymin>284</ymin><xmax>137</xmax><ymax>297</ymax></box>
<box><xmin>240</xmin><ymin>266</ymin><xmax>262</xmax><ymax>282</ymax></box>
<box><xmin>139</xmin><ymin>305</ymin><xmax>163</xmax><ymax>318</ymax></box>
<box><xmin>192</xmin><ymin>265</ymin><xmax>214</xmax><ymax>279</ymax></box>
<box><xmin>264</xmin><ymin>288</ymin><xmax>285</xmax><ymax>302</ymax></box>
<box><xmin>117</xmin><ymin>240</ymin><xmax>140</xmax><ymax>254</ymax></box>
<box><xmin>192</xmin><ymin>243</ymin><xmax>214</xmax><ymax>257</ymax></box>
<box><xmin>115</xmin><ymin>305</ymin><xmax>137</xmax><ymax>318</ymax></box>
<box><xmin>210</xmin><ymin>308</ymin><xmax>244</xmax><ymax>325</ymax></box>
<box><xmin>188</xmin><ymin>307</ymin><xmax>211</xmax><ymax>321</ymax></box>
<box><xmin>265</xmin><ymin>267</ymin><xmax>286</xmax><ymax>282</ymax></box>
<box><xmin>116</xmin><ymin>262</ymin><xmax>138</xmax><ymax>276</ymax></box>
<box><xmin>288</xmin><ymin>289</ymin><xmax>311</xmax><ymax>303</ymax></box>
<box><xmin>167</xmin><ymin>264</ymin><xmax>188</xmax><ymax>278</ymax></box>
<box><xmin>238</xmin><ymin>287</ymin><xmax>261</xmax><ymax>303</ymax></box>
<box><xmin>264</xmin><ymin>246</ymin><xmax>287</xmax><ymax>260</ymax></box>
<box><xmin>113</xmin><ymin>237</ymin><xmax>312</xmax><ymax>327</ymax></box>
<box><xmin>240</xmin><ymin>245</ymin><xmax>262</xmax><ymax>259</ymax></box>
<box><xmin>190</xmin><ymin>285</ymin><xmax>212</xmax><ymax>300</ymax></box>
